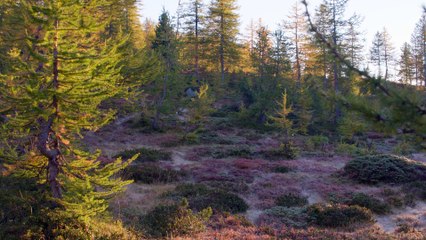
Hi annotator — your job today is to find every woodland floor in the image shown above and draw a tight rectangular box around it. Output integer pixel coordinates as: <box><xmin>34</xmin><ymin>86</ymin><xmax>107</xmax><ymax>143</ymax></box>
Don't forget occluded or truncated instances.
<box><xmin>84</xmin><ymin>114</ymin><xmax>426</xmax><ymax>239</ymax></box>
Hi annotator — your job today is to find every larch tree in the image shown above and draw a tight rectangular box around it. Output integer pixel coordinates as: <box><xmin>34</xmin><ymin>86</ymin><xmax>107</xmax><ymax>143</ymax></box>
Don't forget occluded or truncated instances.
<box><xmin>180</xmin><ymin>0</ymin><xmax>205</xmax><ymax>84</ymax></box>
<box><xmin>370</xmin><ymin>31</ymin><xmax>384</xmax><ymax>78</ymax></box>
<box><xmin>206</xmin><ymin>0</ymin><xmax>240</xmax><ymax>84</ymax></box>
<box><xmin>286</xmin><ymin>1</ymin><xmax>309</xmax><ymax>86</ymax></box>
<box><xmin>0</xmin><ymin>0</ymin><xmax>135</xmax><ymax>218</ymax></box>
<box><xmin>411</xmin><ymin>14</ymin><xmax>426</xmax><ymax>86</ymax></box>
<box><xmin>381</xmin><ymin>28</ymin><xmax>395</xmax><ymax>80</ymax></box>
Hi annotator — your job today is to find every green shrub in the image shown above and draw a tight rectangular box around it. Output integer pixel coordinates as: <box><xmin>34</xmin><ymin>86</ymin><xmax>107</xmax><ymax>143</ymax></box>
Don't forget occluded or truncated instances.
<box><xmin>275</xmin><ymin>193</ymin><xmax>308</xmax><ymax>207</ymax></box>
<box><xmin>306</xmin><ymin>135</ymin><xmax>329</xmax><ymax>151</ymax></box>
<box><xmin>202</xmin><ymin>180</ymin><xmax>250</xmax><ymax>193</ymax></box>
<box><xmin>346</xmin><ymin>193</ymin><xmax>390</xmax><ymax>214</ymax></box>
<box><xmin>334</xmin><ymin>143</ymin><xmax>372</xmax><ymax>157</ymax></box>
<box><xmin>273</xmin><ymin>166</ymin><xmax>291</xmax><ymax>173</ymax></box>
<box><xmin>211</xmin><ymin>146</ymin><xmax>253</xmax><ymax>159</ymax></box>
<box><xmin>141</xmin><ymin>199</ymin><xmax>212</xmax><ymax>238</ymax></box>
<box><xmin>307</xmin><ymin>203</ymin><xmax>374</xmax><ymax>228</ymax></box>
<box><xmin>182</xmin><ymin>132</ymin><xmax>200</xmax><ymax>145</ymax></box>
<box><xmin>403</xmin><ymin>181</ymin><xmax>426</xmax><ymax>200</ymax></box>
<box><xmin>114</xmin><ymin>147</ymin><xmax>171</xmax><ymax>163</ymax></box>
<box><xmin>263</xmin><ymin>142</ymin><xmax>299</xmax><ymax>160</ymax></box>
<box><xmin>343</xmin><ymin>154</ymin><xmax>426</xmax><ymax>184</ymax></box>
<box><xmin>392</xmin><ymin>141</ymin><xmax>415</xmax><ymax>155</ymax></box>
<box><xmin>264</xmin><ymin>207</ymin><xmax>308</xmax><ymax>228</ymax></box>
<box><xmin>167</xmin><ymin>184</ymin><xmax>249</xmax><ymax>214</ymax></box>
<box><xmin>124</xmin><ymin>164</ymin><xmax>184</xmax><ymax>184</ymax></box>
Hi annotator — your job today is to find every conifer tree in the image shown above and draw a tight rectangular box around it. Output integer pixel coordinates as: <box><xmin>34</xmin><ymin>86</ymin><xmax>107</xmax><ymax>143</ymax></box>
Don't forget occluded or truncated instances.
<box><xmin>0</xmin><ymin>0</ymin><xmax>134</xmax><ymax>218</ymax></box>
<box><xmin>206</xmin><ymin>0</ymin><xmax>240</xmax><ymax>84</ymax></box>
<box><xmin>398</xmin><ymin>42</ymin><xmax>415</xmax><ymax>85</ymax></box>
<box><xmin>151</xmin><ymin>10</ymin><xmax>179</xmax><ymax>130</ymax></box>
<box><xmin>370</xmin><ymin>31</ymin><xmax>385</xmax><ymax>78</ymax></box>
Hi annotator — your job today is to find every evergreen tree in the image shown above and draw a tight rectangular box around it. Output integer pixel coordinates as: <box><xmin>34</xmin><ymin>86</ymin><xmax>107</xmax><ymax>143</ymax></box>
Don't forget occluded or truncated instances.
<box><xmin>411</xmin><ymin>14</ymin><xmax>426</xmax><ymax>86</ymax></box>
<box><xmin>0</xmin><ymin>0</ymin><xmax>134</xmax><ymax>218</ymax></box>
<box><xmin>180</xmin><ymin>0</ymin><xmax>206</xmax><ymax>84</ymax></box>
<box><xmin>398</xmin><ymin>42</ymin><xmax>415</xmax><ymax>85</ymax></box>
<box><xmin>151</xmin><ymin>10</ymin><xmax>179</xmax><ymax>130</ymax></box>
<box><xmin>370</xmin><ymin>31</ymin><xmax>385</xmax><ymax>78</ymax></box>
<box><xmin>206</xmin><ymin>0</ymin><xmax>240</xmax><ymax>84</ymax></box>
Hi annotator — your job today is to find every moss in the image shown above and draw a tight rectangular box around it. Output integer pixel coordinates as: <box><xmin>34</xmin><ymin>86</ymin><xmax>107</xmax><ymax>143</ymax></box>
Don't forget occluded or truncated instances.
<box><xmin>307</xmin><ymin>203</ymin><xmax>374</xmax><ymax>228</ymax></box>
<box><xmin>343</xmin><ymin>154</ymin><xmax>426</xmax><ymax>184</ymax></box>
<box><xmin>114</xmin><ymin>147</ymin><xmax>171</xmax><ymax>163</ymax></box>
<box><xmin>275</xmin><ymin>193</ymin><xmax>308</xmax><ymax>208</ymax></box>
<box><xmin>141</xmin><ymin>199</ymin><xmax>212</xmax><ymax>238</ymax></box>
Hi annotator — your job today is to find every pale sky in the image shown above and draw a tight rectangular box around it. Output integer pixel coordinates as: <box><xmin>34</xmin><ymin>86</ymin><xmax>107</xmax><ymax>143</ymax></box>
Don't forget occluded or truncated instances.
<box><xmin>138</xmin><ymin>0</ymin><xmax>425</xmax><ymax>55</ymax></box>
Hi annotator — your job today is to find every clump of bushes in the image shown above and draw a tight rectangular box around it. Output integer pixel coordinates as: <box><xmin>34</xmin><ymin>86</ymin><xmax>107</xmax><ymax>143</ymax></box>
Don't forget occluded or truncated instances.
<box><xmin>403</xmin><ymin>181</ymin><xmax>426</xmax><ymax>201</ymax></box>
<box><xmin>166</xmin><ymin>184</ymin><xmax>249</xmax><ymax>214</ymax></box>
<box><xmin>335</xmin><ymin>143</ymin><xmax>371</xmax><ymax>157</ymax></box>
<box><xmin>141</xmin><ymin>199</ymin><xmax>212</xmax><ymax>238</ymax></box>
<box><xmin>202</xmin><ymin>180</ymin><xmax>250</xmax><ymax>193</ymax></box>
<box><xmin>346</xmin><ymin>193</ymin><xmax>390</xmax><ymax>214</ymax></box>
<box><xmin>114</xmin><ymin>147</ymin><xmax>171</xmax><ymax>163</ymax></box>
<box><xmin>264</xmin><ymin>207</ymin><xmax>308</xmax><ymax>228</ymax></box>
<box><xmin>307</xmin><ymin>203</ymin><xmax>374</xmax><ymax>228</ymax></box>
<box><xmin>211</xmin><ymin>146</ymin><xmax>253</xmax><ymax>159</ymax></box>
<box><xmin>273</xmin><ymin>166</ymin><xmax>291</xmax><ymax>173</ymax></box>
<box><xmin>124</xmin><ymin>164</ymin><xmax>184</xmax><ymax>184</ymax></box>
<box><xmin>275</xmin><ymin>193</ymin><xmax>308</xmax><ymax>208</ymax></box>
<box><xmin>305</xmin><ymin>135</ymin><xmax>329</xmax><ymax>151</ymax></box>
<box><xmin>262</xmin><ymin>142</ymin><xmax>299</xmax><ymax>160</ymax></box>
<box><xmin>343</xmin><ymin>154</ymin><xmax>426</xmax><ymax>184</ymax></box>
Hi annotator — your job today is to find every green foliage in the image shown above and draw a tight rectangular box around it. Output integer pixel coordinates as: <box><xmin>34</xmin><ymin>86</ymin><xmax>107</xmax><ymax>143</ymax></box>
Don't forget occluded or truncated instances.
<box><xmin>392</xmin><ymin>141</ymin><xmax>416</xmax><ymax>155</ymax></box>
<box><xmin>269</xmin><ymin>90</ymin><xmax>294</xmax><ymax>138</ymax></box>
<box><xmin>167</xmin><ymin>184</ymin><xmax>249</xmax><ymax>213</ymax></box>
<box><xmin>211</xmin><ymin>146</ymin><xmax>253</xmax><ymax>159</ymax></box>
<box><xmin>346</xmin><ymin>193</ymin><xmax>390</xmax><ymax>214</ymax></box>
<box><xmin>0</xmin><ymin>175</ymin><xmax>138</xmax><ymax>240</ymax></box>
<box><xmin>403</xmin><ymin>181</ymin><xmax>426</xmax><ymax>201</ymax></box>
<box><xmin>262</xmin><ymin>142</ymin><xmax>299</xmax><ymax>160</ymax></box>
<box><xmin>275</xmin><ymin>193</ymin><xmax>309</xmax><ymax>207</ymax></box>
<box><xmin>273</xmin><ymin>166</ymin><xmax>291</xmax><ymax>173</ymax></box>
<box><xmin>0</xmin><ymin>0</ymin><xmax>137</xmax><ymax>220</ymax></box>
<box><xmin>337</xmin><ymin>112</ymin><xmax>368</xmax><ymax>141</ymax></box>
<box><xmin>141</xmin><ymin>199</ymin><xmax>212</xmax><ymax>238</ymax></box>
<box><xmin>307</xmin><ymin>203</ymin><xmax>374</xmax><ymax>228</ymax></box>
<box><xmin>335</xmin><ymin>143</ymin><xmax>373</xmax><ymax>157</ymax></box>
<box><xmin>114</xmin><ymin>147</ymin><xmax>172</xmax><ymax>163</ymax></box>
<box><xmin>265</xmin><ymin>207</ymin><xmax>308</xmax><ymax>228</ymax></box>
<box><xmin>343</xmin><ymin>154</ymin><xmax>426</xmax><ymax>184</ymax></box>
<box><xmin>124</xmin><ymin>164</ymin><xmax>185</xmax><ymax>184</ymax></box>
<box><xmin>305</xmin><ymin>135</ymin><xmax>329</xmax><ymax>151</ymax></box>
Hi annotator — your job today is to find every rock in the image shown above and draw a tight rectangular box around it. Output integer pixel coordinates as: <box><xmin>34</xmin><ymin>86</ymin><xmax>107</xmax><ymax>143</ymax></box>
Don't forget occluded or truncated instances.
<box><xmin>184</xmin><ymin>87</ymin><xmax>199</xmax><ymax>98</ymax></box>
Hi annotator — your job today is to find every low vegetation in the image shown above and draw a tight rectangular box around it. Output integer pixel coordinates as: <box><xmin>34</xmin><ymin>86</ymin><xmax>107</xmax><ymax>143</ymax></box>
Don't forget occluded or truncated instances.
<box><xmin>307</xmin><ymin>203</ymin><xmax>374</xmax><ymax>228</ymax></box>
<box><xmin>343</xmin><ymin>154</ymin><xmax>426</xmax><ymax>184</ymax></box>
<box><xmin>141</xmin><ymin>199</ymin><xmax>212</xmax><ymax>238</ymax></box>
<box><xmin>114</xmin><ymin>147</ymin><xmax>172</xmax><ymax>163</ymax></box>
<box><xmin>166</xmin><ymin>184</ymin><xmax>249</xmax><ymax>214</ymax></box>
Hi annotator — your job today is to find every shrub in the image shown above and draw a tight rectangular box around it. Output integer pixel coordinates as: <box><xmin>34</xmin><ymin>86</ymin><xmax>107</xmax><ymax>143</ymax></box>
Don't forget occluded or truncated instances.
<box><xmin>114</xmin><ymin>147</ymin><xmax>171</xmax><ymax>163</ymax></box>
<box><xmin>346</xmin><ymin>193</ymin><xmax>390</xmax><ymax>214</ymax></box>
<box><xmin>343</xmin><ymin>154</ymin><xmax>426</xmax><ymax>184</ymax></box>
<box><xmin>167</xmin><ymin>184</ymin><xmax>249</xmax><ymax>214</ymax></box>
<box><xmin>403</xmin><ymin>181</ymin><xmax>426</xmax><ymax>200</ymax></box>
<box><xmin>211</xmin><ymin>146</ymin><xmax>253</xmax><ymax>159</ymax></box>
<box><xmin>392</xmin><ymin>141</ymin><xmax>415</xmax><ymax>155</ymax></box>
<box><xmin>124</xmin><ymin>164</ymin><xmax>184</xmax><ymax>184</ymax></box>
<box><xmin>202</xmin><ymin>180</ymin><xmax>250</xmax><ymax>193</ymax></box>
<box><xmin>182</xmin><ymin>132</ymin><xmax>200</xmax><ymax>145</ymax></box>
<box><xmin>307</xmin><ymin>203</ymin><xmax>374</xmax><ymax>228</ymax></box>
<box><xmin>264</xmin><ymin>207</ymin><xmax>308</xmax><ymax>228</ymax></box>
<box><xmin>305</xmin><ymin>135</ymin><xmax>329</xmax><ymax>151</ymax></box>
<box><xmin>273</xmin><ymin>166</ymin><xmax>291</xmax><ymax>173</ymax></box>
<box><xmin>141</xmin><ymin>199</ymin><xmax>212</xmax><ymax>238</ymax></box>
<box><xmin>262</xmin><ymin>142</ymin><xmax>299</xmax><ymax>160</ymax></box>
<box><xmin>275</xmin><ymin>193</ymin><xmax>308</xmax><ymax>208</ymax></box>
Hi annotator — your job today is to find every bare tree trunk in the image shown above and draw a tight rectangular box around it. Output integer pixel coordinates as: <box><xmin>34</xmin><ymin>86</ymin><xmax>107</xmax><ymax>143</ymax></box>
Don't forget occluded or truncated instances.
<box><xmin>195</xmin><ymin>0</ymin><xmax>200</xmax><ymax>85</ymax></box>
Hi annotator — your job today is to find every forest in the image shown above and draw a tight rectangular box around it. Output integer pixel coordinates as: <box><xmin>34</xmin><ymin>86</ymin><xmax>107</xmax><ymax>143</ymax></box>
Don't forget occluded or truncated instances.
<box><xmin>0</xmin><ymin>0</ymin><xmax>425</xmax><ymax>239</ymax></box>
